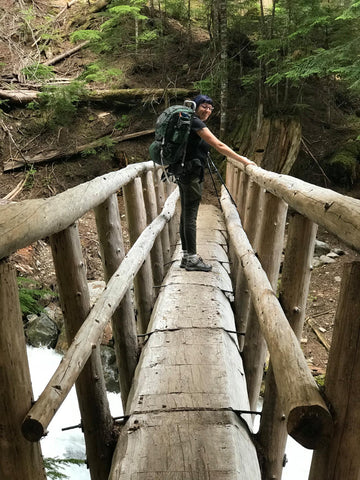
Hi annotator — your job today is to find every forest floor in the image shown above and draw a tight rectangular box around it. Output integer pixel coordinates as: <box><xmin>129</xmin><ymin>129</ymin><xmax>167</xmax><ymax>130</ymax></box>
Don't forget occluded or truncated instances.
<box><xmin>1</xmin><ymin>0</ymin><xmax>360</xmax><ymax>377</ymax></box>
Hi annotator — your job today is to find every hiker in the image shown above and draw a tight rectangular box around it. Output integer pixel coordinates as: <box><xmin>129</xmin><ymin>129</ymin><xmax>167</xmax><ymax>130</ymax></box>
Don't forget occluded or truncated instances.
<box><xmin>169</xmin><ymin>94</ymin><xmax>256</xmax><ymax>272</ymax></box>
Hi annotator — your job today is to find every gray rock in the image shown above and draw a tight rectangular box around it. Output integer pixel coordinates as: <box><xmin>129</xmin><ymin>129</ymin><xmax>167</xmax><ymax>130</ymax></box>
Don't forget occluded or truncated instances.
<box><xmin>314</xmin><ymin>240</ymin><xmax>331</xmax><ymax>256</ymax></box>
<box><xmin>25</xmin><ymin>312</ymin><xmax>59</xmax><ymax>348</ymax></box>
<box><xmin>319</xmin><ymin>255</ymin><xmax>336</xmax><ymax>264</ymax></box>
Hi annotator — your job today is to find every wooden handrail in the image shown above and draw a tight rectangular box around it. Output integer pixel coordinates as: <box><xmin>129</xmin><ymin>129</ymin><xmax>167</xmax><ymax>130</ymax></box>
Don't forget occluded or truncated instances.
<box><xmin>227</xmin><ymin>158</ymin><xmax>360</xmax><ymax>252</ymax></box>
<box><xmin>0</xmin><ymin>161</ymin><xmax>157</xmax><ymax>260</ymax></box>
<box><xmin>221</xmin><ymin>188</ymin><xmax>333</xmax><ymax>449</ymax></box>
<box><xmin>21</xmin><ymin>187</ymin><xmax>179</xmax><ymax>442</ymax></box>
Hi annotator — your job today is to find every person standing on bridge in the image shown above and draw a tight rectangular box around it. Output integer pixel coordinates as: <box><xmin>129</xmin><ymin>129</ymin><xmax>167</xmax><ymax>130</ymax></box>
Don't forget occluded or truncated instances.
<box><xmin>168</xmin><ymin>94</ymin><xmax>255</xmax><ymax>272</ymax></box>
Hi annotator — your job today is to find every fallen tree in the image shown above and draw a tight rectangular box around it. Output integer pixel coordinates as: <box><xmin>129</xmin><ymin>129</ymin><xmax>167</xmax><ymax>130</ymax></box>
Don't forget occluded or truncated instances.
<box><xmin>3</xmin><ymin>129</ymin><xmax>155</xmax><ymax>171</ymax></box>
<box><xmin>0</xmin><ymin>87</ymin><xmax>196</xmax><ymax>106</ymax></box>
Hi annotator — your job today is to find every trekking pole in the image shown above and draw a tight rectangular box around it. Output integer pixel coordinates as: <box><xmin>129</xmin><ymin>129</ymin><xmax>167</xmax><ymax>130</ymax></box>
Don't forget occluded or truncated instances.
<box><xmin>207</xmin><ymin>154</ymin><xmax>237</xmax><ymax>208</ymax></box>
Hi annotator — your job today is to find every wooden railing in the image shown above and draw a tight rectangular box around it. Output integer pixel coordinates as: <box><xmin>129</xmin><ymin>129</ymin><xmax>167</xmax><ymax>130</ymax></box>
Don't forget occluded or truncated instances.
<box><xmin>0</xmin><ymin>162</ymin><xmax>179</xmax><ymax>479</ymax></box>
<box><xmin>224</xmin><ymin>158</ymin><xmax>360</xmax><ymax>479</ymax></box>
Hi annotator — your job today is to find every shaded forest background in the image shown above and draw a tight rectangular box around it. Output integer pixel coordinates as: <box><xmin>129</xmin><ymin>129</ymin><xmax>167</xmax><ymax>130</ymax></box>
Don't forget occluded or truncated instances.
<box><xmin>1</xmin><ymin>0</ymin><xmax>360</xmax><ymax>200</ymax></box>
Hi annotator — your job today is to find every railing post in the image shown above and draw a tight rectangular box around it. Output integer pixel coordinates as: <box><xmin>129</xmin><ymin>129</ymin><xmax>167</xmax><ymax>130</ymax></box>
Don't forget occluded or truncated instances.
<box><xmin>309</xmin><ymin>261</ymin><xmax>360</xmax><ymax>479</ymax></box>
<box><xmin>233</xmin><ymin>181</ymin><xmax>264</xmax><ymax>350</ymax></box>
<box><xmin>123</xmin><ymin>177</ymin><xmax>154</xmax><ymax>333</ymax></box>
<box><xmin>257</xmin><ymin>213</ymin><xmax>317</xmax><ymax>478</ymax></box>
<box><xmin>94</xmin><ymin>194</ymin><xmax>139</xmax><ymax>409</ymax></box>
<box><xmin>0</xmin><ymin>259</ymin><xmax>46</xmax><ymax>480</ymax></box>
<box><xmin>50</xmin><ymin>223</ymin><xmax>115</xmax><ymax>479</ymax></box>
<box><xmin>154</xmin><ymin>169</ymin><xmax>171</xmax><ymax>270</ymax></box>
<box><xmin>142</xmin><ymin>171</ymin><xmax>165</xmax><ymax>287</ymax></box>
<box><xmin>242</xmin><ymin>192</ymin><xmax>288</xmax><ymax>411</ymax></box>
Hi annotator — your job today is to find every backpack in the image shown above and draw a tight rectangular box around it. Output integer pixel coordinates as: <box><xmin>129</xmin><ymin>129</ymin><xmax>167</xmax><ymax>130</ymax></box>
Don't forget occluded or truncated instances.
<box><xmin>149</xmin><ymin>100</ymin><xmax>196</xmax><ymax>167</ymax></box>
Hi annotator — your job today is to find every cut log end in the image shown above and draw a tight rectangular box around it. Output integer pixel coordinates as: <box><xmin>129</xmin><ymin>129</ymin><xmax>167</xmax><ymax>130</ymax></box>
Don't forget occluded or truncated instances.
<box><xmin>21</xmin><ymin>416</ymin><xmax>46</xmax><ymax>442</ymax></box>
<box><xmin>287</xmin><ymin>404</ymin><xmax>333</xmax><ymax>450</ymax></box>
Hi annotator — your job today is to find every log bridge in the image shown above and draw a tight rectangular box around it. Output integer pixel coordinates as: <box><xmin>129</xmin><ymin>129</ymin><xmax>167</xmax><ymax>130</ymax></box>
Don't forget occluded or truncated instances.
<box><xmin>1</xmin><ymin>158</ymin><xmax>360</xmax><ymax>479</ymax></box>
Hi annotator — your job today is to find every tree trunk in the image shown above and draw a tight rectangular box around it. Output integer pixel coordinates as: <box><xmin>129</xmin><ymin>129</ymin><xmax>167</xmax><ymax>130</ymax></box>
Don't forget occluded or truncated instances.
<box><xmin>0</xmin><ymin>259</ymin><xmax>46</xmax><ymax>480</ymax></box>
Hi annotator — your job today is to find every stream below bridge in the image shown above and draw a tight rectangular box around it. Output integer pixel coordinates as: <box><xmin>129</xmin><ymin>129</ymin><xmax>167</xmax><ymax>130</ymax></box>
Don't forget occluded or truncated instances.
<box><xmin>28</xmin><ymin>346</ymin><xmax>313</xmax><ymax>479</ymax></box>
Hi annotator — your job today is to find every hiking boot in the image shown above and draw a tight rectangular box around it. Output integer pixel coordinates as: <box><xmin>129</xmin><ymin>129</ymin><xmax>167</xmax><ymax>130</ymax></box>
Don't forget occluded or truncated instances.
<box><xmin>180</xmin><ymin>256</ymin><xmax>188</xmax><ymax>268</ymax></box>
<box><xmin>185</xmin><ymin>255</ymin><xmax>212</xmax><ymax>272</ymax></box>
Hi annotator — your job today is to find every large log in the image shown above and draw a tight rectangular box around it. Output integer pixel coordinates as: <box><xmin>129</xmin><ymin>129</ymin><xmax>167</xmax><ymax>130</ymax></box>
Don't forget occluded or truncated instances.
<box><xmin>109</xmin><ymin>205</ymin><xmax>261</xmax><ymax>479</ymax></box>
<box><xmin>0</xmin><ymin>87</ymin><xmax>195</xmax><ymax>106</ymax></box>
<box><xmin>227</xmin><ymin>158</ymin><xmax>360</xmax><ymax>252</ymax></box>
<box><xmin>221</xmin><ymin>188</ymin><xmax>333</xmax><ymax>449</ymax></box>
<box><xmin>94</xmin><ymin>195</ymin><xmax>138</xmax><ymax>408</ymax></box>
<box><xmin>257</xmin><ymin>213</ymin><xmax>318</xmax><ymax>478</ymax></box>
<box><xmin>0</xmin><ymin>161</ymin><xmax>156</xmax><ymax>260</ymax></box>
<box><xmin>309</xmin><ymin>261</ymin><xmax>360</xmax><ymax>479</ymax></box>
<box><xmin>0</xmin><ymin>259</ymin><xmax>46</xmax><ymax>480</ymax></box>
<box><xmin>50</xmin><ymin>223</ymin><xmax>115</xmax><ymax>478</ymax></box>
<box><xmin>21</xmin><ymin>189</ymin><xmax>179</xmax><ymax>442</ymax></box>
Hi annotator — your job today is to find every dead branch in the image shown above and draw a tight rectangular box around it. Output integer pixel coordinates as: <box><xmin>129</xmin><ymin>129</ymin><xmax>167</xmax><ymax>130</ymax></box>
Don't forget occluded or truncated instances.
<box><xmin>43</xmin><ymin>41</ymin><xmax>89</xmax><ymax>66</ymax></box>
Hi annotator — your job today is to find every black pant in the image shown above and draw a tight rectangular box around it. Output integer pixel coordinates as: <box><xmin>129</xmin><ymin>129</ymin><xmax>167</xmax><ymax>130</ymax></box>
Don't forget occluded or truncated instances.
<box><xmin>177</xmin><ymin>175</ymin><xmax>203</xmax><ymax>255</ymax></box>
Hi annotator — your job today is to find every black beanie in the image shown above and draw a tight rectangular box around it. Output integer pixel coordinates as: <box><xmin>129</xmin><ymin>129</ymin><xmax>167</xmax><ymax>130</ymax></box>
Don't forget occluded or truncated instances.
<box><xmin>193</xmin><ymin>94</ymin><xmax>213</xmax><ymax>108</ymax></box>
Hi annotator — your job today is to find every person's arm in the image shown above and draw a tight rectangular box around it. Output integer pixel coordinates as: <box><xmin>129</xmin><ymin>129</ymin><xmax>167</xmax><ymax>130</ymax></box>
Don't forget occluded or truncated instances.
<box><xmin>197</xmin><ymin>127</ymin><xmax>256</xmax><ymax>168</ymax></box>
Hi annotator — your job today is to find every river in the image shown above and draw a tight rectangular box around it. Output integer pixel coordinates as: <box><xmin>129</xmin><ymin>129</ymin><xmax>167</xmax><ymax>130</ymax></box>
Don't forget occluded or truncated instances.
<box><xmin>27</xmin><ymin>347</ymin><xmax>312</xmax><ymax>479</ymax></box>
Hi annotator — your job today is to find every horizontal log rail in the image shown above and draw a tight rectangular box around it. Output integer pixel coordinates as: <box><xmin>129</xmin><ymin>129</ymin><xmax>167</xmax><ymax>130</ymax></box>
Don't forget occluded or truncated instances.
<box><xmin>227</xmin><ymin>158</ymin><xmax>360</xmax><ymax>252</ymax></box>
<box><xmin>221</xmin><ymin>188</ymin><xmax>333</xmax><ymax>449</ymax></box>
<box><xmin>21</xmin><ymin>188</ymin><xmax>179</xmax><ymax>442</ymax></box>
<box><xmin>0</xmin><ymin>161</ymin><xmax>157</xmax><ymax>260</ymax></box>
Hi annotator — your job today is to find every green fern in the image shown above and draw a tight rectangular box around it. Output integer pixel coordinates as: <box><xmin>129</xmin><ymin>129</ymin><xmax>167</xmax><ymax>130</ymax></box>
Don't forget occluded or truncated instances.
<box><xmin>44</xmin><ymin>457</ymin><xmax>85</xmax><ymax>480</ymax></box>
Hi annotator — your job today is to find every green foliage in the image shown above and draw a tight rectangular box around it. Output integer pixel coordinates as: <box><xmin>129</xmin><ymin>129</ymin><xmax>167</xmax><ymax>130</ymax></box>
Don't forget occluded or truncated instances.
<box><xmin>21</xmin><ymin>64</ymin><xmax>55</xmax><ymax>81</ymax></box>
<box><xmin>44</xmin><ymin>457</ymin><xmax>85</xmax><ymax>479</ymax></box>
<box><xmin>70</xmin><ymin>29</ymin><xmax>102</xmax><ymax>43</ymax></box>
<box><xmin>80</xmin><ymin>62</ymin><xmax>123</xmax><ymax>85</ymax></box>
<box><xmin>24</xmin><ymin>166</ymin><xmax>37</xmax><ymax>190</ymax></box>
<box><xmin>28</xmin><ymin>81</ymin><xmax>86</xmax><ymax>128</ymax></box>
<box><xmin>114</xmin><ymin>114</ymin><xmax>129</xmax><ymax>130</ymax></box>
<box><xmin>17</xmin><ymin>277</ymin><xmax>53</xmax><ymax>316</ymax></box>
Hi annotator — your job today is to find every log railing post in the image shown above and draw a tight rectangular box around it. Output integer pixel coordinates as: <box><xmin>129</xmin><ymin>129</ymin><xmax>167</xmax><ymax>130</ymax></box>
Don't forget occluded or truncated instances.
<box><xmin>154</xmin><ymin>169</ymin><xmax>171</xmax><ymax>270</ymax></box>
<box><xmin>233</xmin><ymin>181</ymin><xmax>264</xmax><ymax>350</ymax></box>
<box><xmin>257</xmin><ymin>213</ymin><xmax>317</xmax><ymax>478</ymax></box>
<box><xmin>221</xmin><ymin>189</ymin><xmax>333</xmax><ymax>449</ymax></box>
<box><xmin>94</xmin><ymin>194</ymin><xmax>139</xmax><ymax>409</ymax></box>
<box><xmin>242</xmin><ymin>191</ymin><xmax>288</xmax><ymax>411</ymax></box>
<box><xmin>166</xmin><ymin>181</ymin><xmax>179</xmax><ymax>257</ymax></box>
<box><xmin>123</xmin><ymin>177</ymin><xmax>154</xmax><ymax>334</ymax></box>
<box><xmin>142</xmin><ymin>171</ymin><xmax>165</xmax><ymax>287</ymax></box>
<box><xmin>50</xmin><ymin>223</ymin><xmax>115</xmax><ymax>479</ymax></box>
<box><xmin>0</xmin><ymin>259</ymin><xmax>46</xmax><ymax>480</ymax></box>
<box><xmin>309</xmin><ymin>261</ymin><xmax>360</xmax><ymax>479</ymax></box>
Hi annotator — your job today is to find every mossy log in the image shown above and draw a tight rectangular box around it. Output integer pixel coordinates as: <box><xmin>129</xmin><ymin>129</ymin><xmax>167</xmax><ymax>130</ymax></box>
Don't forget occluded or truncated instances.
<box><xmin>0</xmin><ymin>87</ymin><xmax>195</xmax><ymax>106</ymax></box>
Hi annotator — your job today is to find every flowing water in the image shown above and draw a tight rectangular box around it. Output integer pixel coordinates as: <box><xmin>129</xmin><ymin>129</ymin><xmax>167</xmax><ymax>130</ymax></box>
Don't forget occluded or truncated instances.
<box><xmin>27</xmin><ymin>347</ymin><xmax>312</xmax><ymax>479</ymax></box>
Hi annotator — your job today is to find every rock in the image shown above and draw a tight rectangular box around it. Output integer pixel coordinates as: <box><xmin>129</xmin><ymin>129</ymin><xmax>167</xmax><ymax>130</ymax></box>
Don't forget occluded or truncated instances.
<box><xmin>25</xmin><ymin>312</ymin><xmax>59</xmax><ymax>349</ymax></box>
<box><xmin>333</xmin><ymin>248</ymin><xmax>346</xmax><ymax>256</ymax></box>
<box><xmin>100</xmin><ymin>345</ymin><xmax>119</xmax><ymax>393</ymax></box>
<box><xmin>314</xmin><ymin>240</ymin><xmax>331</xmax><ymax>256</ymax></box>
<box><xmin>326</xmin><ymin>251</ymin><xmax>339</xmax><ymax>259</ymax></box>
<box><xmin>319</xmin><ymin>255</ymin><xmax>336</xmax><ymax>264</ymax></box>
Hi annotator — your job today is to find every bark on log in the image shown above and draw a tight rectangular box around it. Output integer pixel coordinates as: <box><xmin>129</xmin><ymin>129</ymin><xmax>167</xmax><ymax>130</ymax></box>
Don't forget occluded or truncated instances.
<box><xmin>0</xmin><ymin>161</ymin><xmax>156</xmax><ymax>260</ymax></box>
<box><xmin>21</xmin><ymin>189</ymin><xmax>179</xmax><ymax>442</ymax></box>
<box><xmin>257</xmin><ymin>213</ymin><xmax>317</xmax><ymax>478</ymax></box>
<box><xmin>50</xmin><ymin>223</ymin><xmax>115</xmax><ymax>478</ymax></box>
<box><xmin>109</xmin><ymin>205</ymin><xmax>261</xmax><ymax>479</ymax></box>
<box><xmin>123</xmin><ymin>177</ymin><xmax>154</xmax><ymax>334</ymax></box>
<box><xmin>3</xmin><ymin>129</ymin><xmax>155</xmax><ymax>171</ymax></box>
<box><xmin>309</xmin><ymin>261</ymin><xmax>360</xmax><ymax>479</ymax></box>
<box><xmin>0</xmin><ymin>259</ymin><xmax>46</xmax><ymax>480</ymax></box>
<box><xmin>221</xmin><ymin>188</ymin><xmax>333</xmax><ymax>449</ymax></box>
<box><xmin>242</xmin><ymin>192</ymin><xmax>287</xmax><ymax>411</ymax></box>
<box><xmin>227</xmin><ymin>159</ymin><xmax>360</xmax><ymax>252</ymax></box>
<box><xmin>94</xmin><ymin>195</ymin><xmax>138</xmax><ymax>408</ymax></box>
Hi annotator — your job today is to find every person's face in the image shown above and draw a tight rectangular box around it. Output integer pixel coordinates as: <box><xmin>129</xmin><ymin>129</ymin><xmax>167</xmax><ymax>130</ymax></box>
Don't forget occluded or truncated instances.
<box><xmin>196</xmin><ymin>103</ymin><xmax>214</xmax><ymax>121</ymax></box>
